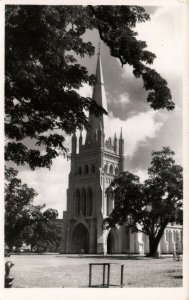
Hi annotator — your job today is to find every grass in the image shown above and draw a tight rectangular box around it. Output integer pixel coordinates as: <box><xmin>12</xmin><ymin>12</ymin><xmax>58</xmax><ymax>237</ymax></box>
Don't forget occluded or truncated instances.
<box><xmin>5</xmin><ymin>254</ymin><xmax>183</xmax><ymax>288</ymax></box>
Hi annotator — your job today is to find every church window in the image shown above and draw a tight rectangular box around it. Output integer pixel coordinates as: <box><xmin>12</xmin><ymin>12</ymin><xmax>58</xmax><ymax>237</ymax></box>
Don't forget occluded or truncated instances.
<box><xmin>109</xmin><ymin>164</ymin><xmax>114</xmax><ymax>175</ymax></box>
<box><xmin>104</xmin><ymin>164</ymin><xmax>108</xmax><ymax>173</ymax></box>
<box><xmin>78</xmin><ymin>167</ymin><xmax>82</xmax><ymax>175</ymax></box>
<box><xmin>87</xmin><ymin>188</ymin><xmax>92</xmax><ymax>216</ymax></box>
<box><xmin>91</xmin><ymin>164</ymin><xmax>95</xmax><ymax>173</ymax></box>
<box><xmin>81</xmin><ymin>189</ymin><xmax>87</xmax><ymax>216</ymax></box>
<box><xmin>84</xmin><ymin>164</ymin><xmax>89</xmax><ymax>174</ymax></box>
<box><xmin>75</xmin><ymin>190</ymin><xmax>81</xmax><ymax>216</ymax></box>
<box><xmin>115</xmin><ymin>167</ymin><xmax>119</xmax><ymax>176</ymax></box>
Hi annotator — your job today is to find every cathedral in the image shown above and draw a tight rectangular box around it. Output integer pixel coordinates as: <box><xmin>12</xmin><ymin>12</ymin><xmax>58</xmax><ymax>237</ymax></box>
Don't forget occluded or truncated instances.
<box><xmin>60</xmin><ymin>52</ymin><xmax>182</xmax><ymax>255</ymax></box>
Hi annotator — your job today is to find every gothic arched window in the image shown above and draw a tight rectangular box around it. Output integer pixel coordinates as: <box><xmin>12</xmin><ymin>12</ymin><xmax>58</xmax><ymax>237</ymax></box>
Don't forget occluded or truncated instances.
<box><xmin>91</xmin><ymin>164</ymin><xmax>95</xmax><ymax>173</ymax></box>
<box><xmin>81</xmin><ymin>188</ymin><xmax>87</xmax><ymax>216</ymax></box>
<box><xmin>115</xmin><ymin>167</ymin><xmax>119</xmax><ymax>176</ymax></box>
<box><xmin>84</xmin><ymin>164</ymin><xmax>89</xmax><ymax>174</ymax></box>
<box><xmin>104</xmin><ymin>164</ymin><xmax>108</xmax><ymax>173</ymax></box>
<box><xmin>87</xmin><ymin>188</ymin><xmax>92</xmax><ymax>216</ymax></box>
<box><xmin>109</xmin><ymin>164</ymin><xmax>114</xmax><ymax>175</ymax></box>
<box><xmin>78</xmin><ymin>167</ymin><xmax>82</xmax><ymax>175</ymax></box>
<box><xmin>75</xmin><ymin>190</ymin><xmax>81</xmax><ymax>217</ymax></box>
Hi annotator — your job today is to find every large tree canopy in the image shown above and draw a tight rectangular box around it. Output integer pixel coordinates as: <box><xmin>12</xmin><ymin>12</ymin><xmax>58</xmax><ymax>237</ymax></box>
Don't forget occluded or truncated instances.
<box><xmin>21</xmin><ymin>219</ymin><xmax>62</xmax><ymax>253</ymax></box>
<box><xmin>5</xmin><ymin>166</ymin><xmax>58</xmax><ymax>250</ymax></box>
<box><xmin>5</xmin><ymin>5</ymin><xmax>174</xmax><ymax>169</ymax></box>
<box><xmin>104</xmin><ymin>147</ymin><xmax>183</xmax><ymax>256</ymax></box>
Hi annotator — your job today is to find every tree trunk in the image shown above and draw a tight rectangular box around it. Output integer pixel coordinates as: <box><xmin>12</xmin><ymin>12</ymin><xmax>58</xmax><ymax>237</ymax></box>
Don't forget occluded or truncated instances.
<box><xmin>147</xmin><ymin>225</ymin><xmax>167</xmax><ymax>257</ymax></box>
<box><xmin>147</xmin><ymin>237</ymin><xmax>161</xmax><ymax>257</ymax></box>
<box><xmin>9</xmin><ymin>244</ymin><xmax>13</xmax><ymax>252</ymax></box>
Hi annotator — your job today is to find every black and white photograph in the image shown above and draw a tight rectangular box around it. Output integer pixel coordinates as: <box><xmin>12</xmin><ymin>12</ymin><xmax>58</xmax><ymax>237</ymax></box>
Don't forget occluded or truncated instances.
<box><xmin>1</xmin><ymin>0</ymin><xmax>189</xmax><ymax>299</ymax></box>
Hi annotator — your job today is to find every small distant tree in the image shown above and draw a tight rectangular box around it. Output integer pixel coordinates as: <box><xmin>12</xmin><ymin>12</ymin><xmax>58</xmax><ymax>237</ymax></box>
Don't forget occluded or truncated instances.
<box><xmin>104</xmin><ymin>147</ymin><xmax>183</xmax><ymax>257</ymax></box>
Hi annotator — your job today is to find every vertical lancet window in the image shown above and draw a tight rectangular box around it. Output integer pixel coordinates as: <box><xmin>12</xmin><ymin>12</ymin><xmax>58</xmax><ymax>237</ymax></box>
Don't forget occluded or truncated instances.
<box><xmin>84</xmin><ymin>164</ymin><xmax>89</xmax><ymax>174</ymax></box>
<box><xmin>81</xmin><ymin>188</ymin><xmax>87</xmax><ymax>216</ymax></box>
<box><xmin>87</xmin><ymin>188</ymin><xmax>92</xmax><ymax>216</ymax></box>
<box><xmin>75</xmin><ymin>190</ymin><xmax>81</xmax><ymax>217</ymax></box>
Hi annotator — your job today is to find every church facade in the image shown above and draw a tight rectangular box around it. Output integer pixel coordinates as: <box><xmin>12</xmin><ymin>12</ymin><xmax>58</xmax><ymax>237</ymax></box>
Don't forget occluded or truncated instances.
<box><xmin>60</xmin><ymin>53</ymin><xmax>182</xmax><ymax>255</ymax></box>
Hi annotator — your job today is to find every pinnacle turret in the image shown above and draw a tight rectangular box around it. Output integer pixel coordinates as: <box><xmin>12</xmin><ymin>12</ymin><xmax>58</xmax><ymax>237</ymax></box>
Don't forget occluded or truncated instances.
<box><xmin>71</xmin><ymin>132</ymin><xmax>77</xmax><ymax>155</ymax></box>
<box><xmin>79</xmin><ymin>131</ymin><xmax>83</xmax><ymax>151</ymax></box>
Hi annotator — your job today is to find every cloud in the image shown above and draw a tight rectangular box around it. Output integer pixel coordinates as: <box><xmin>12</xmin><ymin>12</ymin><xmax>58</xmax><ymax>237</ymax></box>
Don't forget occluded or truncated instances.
<box><xmin>135</xmin><ymin>6</ymin><xmax>183</xmax><ymax>78</ymax></box>
<box><xmin>105</xmin><ymin>110</ymin><xmax>165</xmax><ymax>157</ymax></box>
<box><xmin>119</xmin><ymin>6</ymin><xmax>183</xmax><ymax>92</ymax></box>
<box><xmin>18</xmin><ymin>156</ymin><xmax>70</xmax><ymax>217</ymax></box>
<box><xmin>77</xmin><ymin>83</ymin><xmax>92</xmax><ymax>98</ymax></box>
<box><xmin>107</xmin><ymin>91</ymin><xmax>131</xmax><ymax>107</ymax></box>
<box><xmin>131</xmin><ymin>168</ymin><xmax>149</xmax><ymax>183</ymax></box>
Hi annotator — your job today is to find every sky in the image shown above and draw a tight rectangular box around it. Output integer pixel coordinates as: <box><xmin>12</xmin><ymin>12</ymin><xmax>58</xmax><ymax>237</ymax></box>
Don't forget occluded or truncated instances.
<box><xmin>16</xmin><ymin>5</ymin><xmax>184</xmax><ymax>218</ymax></box>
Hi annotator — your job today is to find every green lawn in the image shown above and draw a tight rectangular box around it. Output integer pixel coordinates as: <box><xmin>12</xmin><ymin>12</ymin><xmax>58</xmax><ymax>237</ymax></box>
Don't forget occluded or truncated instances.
<box><xmin>5</xmin><ymin>254</ymin><xmax>182</xmax><ymax>288</ymax></box>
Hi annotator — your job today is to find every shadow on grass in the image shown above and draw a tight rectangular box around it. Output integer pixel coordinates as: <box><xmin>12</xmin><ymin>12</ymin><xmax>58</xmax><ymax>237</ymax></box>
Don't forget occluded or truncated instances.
<box><xmin>65</xmin><ymin>255</ymin><xmax>141</xmax><ymax>260</ymax></box>
<box><xmin>173</xmin><ymin>275</ymin><xmax>183</xmax><ymax>279</ymax></box>
<box><xmin>60</xmin><ymin>255</ymin><xmax>170</xmax><ymax>260</ymax></box>
<box><xmin>167</xmin><ymin>269</ymin><xmax>177</xmax><ymax>273</ymax></box>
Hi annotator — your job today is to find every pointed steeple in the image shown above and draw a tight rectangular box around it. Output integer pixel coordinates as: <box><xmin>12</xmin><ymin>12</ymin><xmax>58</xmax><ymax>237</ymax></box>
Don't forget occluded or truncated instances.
<box><xmin>92</xmin><ymin>45</ymin><xmax>107</xmax><ymax>111</ymax></box>
<box><xmin>114</xmin><ymin>132</ymin><xmax>118</xmax><ymax>153</ymax></box>
<box><xmin>119</xmin><ymin>127</ymin><xmax>125</xmax><ymax>172</ymax></box>
<box><xmin>85</xmin><ymin>46</ymin><xmax>108</xmax><ymax>145</ymax></box>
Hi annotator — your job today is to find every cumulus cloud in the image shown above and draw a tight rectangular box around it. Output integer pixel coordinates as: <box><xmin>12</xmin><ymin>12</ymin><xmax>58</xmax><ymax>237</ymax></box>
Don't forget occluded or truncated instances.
<box><xmin>107</xmin><ymin>91</ymin><xmax>131</xmax><ymax>106</ymax></box>
<box><xmin>119</xmin><ymin>6</ymin><xmax>183</xmax><ymax>82</ymax></box>
<box><xmin>135</xmin><ymin>6</ymin><xmax>183</xmax><ymax>77</ymax></box>
<box><xmin>105</xmin><ymin>110</ymin><xmax>165</xmax><ymax>157</ymax></box>
<box><xmin>77</xmin><ymin>83</ymin><xmax>92</xmax><ymax>98</ymax></box>
<box><xmin>19</xmin><ymin>156</ymin><xmax>70</xmax><ymax>217</ymax></box>
<box><xmin>131</xmin><ymin>168</ymin><xmax>149</xmax><ymax>183</ymax></box>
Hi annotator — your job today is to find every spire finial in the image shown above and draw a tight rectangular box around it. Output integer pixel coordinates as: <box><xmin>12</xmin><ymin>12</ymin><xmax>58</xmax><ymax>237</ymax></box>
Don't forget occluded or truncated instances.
<box><xmin>98</xmin><ymin>41</ymin><xmax>101</xmax><ymax>55</ymax></box>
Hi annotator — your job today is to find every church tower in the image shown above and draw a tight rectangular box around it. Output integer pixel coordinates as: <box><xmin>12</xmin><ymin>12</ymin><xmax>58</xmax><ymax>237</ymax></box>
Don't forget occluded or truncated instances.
<box><xmin>60</xmin><ymin>50</ymin><xmax>183</xmax><ymax>256</ymax></box>
<box><xmin>60</xmin><ymin>51</ymin><xmax>125</xmax><ymax>254</ymax></box>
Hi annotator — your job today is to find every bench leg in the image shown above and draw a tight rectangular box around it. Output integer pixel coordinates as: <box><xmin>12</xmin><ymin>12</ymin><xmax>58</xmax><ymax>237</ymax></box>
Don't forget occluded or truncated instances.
<box><xmin>120</xmin><ymin>265</ymin><xmax>124</xmax><ymax>287</ymax></box>
<box><xmin>89</xmin><ymin>265</ymin><xmax>92</xmax><ymax>287</ymax></box>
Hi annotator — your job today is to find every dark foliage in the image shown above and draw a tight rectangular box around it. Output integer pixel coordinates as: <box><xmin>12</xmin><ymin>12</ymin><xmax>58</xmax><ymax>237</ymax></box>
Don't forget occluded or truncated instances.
<box><xmin>5</xmin><ymin>6</ymin><xmax>173</xmax><ymax>169</ymax></box>
<box><xmin>104</xmin><ymin>147</ymin><xmax>183</xmax><ymax>256</ymax></box>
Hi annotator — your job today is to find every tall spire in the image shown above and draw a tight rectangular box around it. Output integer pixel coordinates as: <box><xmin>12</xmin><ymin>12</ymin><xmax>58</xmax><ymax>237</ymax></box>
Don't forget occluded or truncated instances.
<box><xmin>85</xmin><ymin>46</ymin><xmax>108</xmax><ymax>144</ymax></box>
<box><xmin>92</xmin><ymin>45</ymin><xmax>107</xmax><ymax>111</ymax></box>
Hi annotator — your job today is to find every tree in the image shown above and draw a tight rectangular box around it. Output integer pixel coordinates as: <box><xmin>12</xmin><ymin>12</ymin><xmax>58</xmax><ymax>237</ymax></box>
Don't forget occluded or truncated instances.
<box><xmin>5</xmin><ymin>166</ymin><xmax>37</xmax><ymax>250</ymax></box>
<box><xmin>21</xmin><ymin>218</ymin><xmax>62</xmax><ymax>252</ymax></box>
<box><xmin>5</xmin><ymin>5</ymin><xmax>173</xmax><ymax>170</ymax></box>
<box><xmin>104</xmin><ymin>147</ymin><xmax>183</xmax><ymax>257</ymax></box>
<box><xmin>5</xmin><ymin>166</ymin><xmax>59</xmax><ymax>250</ymax></box>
